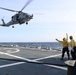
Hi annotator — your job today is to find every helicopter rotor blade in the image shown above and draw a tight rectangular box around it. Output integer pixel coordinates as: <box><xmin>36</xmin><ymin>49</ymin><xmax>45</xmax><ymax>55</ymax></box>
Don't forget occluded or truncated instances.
<box><xmin>0</xmin><ymin>7</ymin><xmax>18</xmax><ymax>12</ymax></box>
<box><xmin>21</xmin><ymin>0</ymin><xmax>33</xmax><ymax>12</ymax></box>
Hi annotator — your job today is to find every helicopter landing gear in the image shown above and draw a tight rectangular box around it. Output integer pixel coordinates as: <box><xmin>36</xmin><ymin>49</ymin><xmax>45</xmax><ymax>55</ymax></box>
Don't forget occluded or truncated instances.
<box><xmin>26</xmin><ymin>22</ymin><xmax>28</xmax><ymax>25</ymax></box>
<box><xmin>12</xmin><ymin>26</ymin><xmax>14</xmax><ymax>28</ymax></box>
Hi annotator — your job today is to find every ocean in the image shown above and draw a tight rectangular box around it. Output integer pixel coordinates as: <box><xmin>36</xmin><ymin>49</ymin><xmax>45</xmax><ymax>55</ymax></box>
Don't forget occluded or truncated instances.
<box><xmin>0</xmin><ymin>42</ymin><xmax>62</xmax><ymax>50</ymax></box>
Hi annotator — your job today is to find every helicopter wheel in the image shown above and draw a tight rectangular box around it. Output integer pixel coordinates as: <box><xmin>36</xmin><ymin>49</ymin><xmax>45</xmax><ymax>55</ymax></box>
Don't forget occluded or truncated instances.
<box><xmin>26</xmin><ymin>22</ymin><xmax>28</xmax><ymax>25</ymax></box>
<box><xmin>12</xmin><ymin>26</ymin><xmax>14</xmax><ymax>28</ymax></box>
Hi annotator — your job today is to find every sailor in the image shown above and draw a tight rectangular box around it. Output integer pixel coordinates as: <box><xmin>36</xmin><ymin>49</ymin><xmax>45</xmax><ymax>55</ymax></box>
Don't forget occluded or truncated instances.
<box><xmin>69</xmin><ymin>36</ymin><xmax>76</xmax><ymax>60</ymax></box>
<box><xmin>56</xmin><ymin>33</ymin><xmax>70</xmax><ymax>60</ymax></box>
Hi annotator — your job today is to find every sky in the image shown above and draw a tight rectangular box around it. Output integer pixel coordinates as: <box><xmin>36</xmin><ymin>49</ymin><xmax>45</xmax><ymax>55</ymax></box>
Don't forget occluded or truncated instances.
<box><xmin>0</xmin><ymin>0</ymin><xmax>76</xmax><ymax>42</ymax></box>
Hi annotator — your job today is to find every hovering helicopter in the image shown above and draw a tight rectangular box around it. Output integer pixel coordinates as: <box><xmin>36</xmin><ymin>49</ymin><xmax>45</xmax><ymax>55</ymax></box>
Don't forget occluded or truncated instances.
<box><xmin>0</xmin><ymin>0</ymin><xmax>33</xmax><ymax>28</ymax></box>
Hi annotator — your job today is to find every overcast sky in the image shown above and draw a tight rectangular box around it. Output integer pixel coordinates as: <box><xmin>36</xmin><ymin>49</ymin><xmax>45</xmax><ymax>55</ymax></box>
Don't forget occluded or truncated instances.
<box><xmin>0</xmin><ymin>0</ymin><xmax>76</xmax><ymax>42</ymax></box>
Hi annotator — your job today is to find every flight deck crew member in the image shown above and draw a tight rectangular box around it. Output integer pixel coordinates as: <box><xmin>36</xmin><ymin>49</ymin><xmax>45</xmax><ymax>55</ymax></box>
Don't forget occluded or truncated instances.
<box><xmin>56</xmin><ymin>33</ymin><xmax>70</xmax><ymax>60</ymax></box>
<box><xmin>69</xmin><ymin>36</ymin><xmax>76</xmax><ymax>60</ymax></box>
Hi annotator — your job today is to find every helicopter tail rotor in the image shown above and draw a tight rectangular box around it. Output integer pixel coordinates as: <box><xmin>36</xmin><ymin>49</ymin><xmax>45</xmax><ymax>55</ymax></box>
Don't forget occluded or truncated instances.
<box><xmin>1</xmin><ymin>19</ymin><xmax>5</xmax><ymax>25</ymax></box>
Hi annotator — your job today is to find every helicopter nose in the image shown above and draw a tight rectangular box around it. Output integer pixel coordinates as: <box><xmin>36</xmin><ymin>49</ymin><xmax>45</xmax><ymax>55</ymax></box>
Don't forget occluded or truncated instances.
<box><xmin>30</xmin><ymin>14</ymin><xmax>33</xmax><ymax>19</ymax></box>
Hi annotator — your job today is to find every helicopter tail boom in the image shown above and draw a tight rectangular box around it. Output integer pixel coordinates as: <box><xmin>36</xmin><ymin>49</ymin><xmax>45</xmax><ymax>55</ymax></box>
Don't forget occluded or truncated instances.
<box><xmin>0</xmin><ymin>19</ymin><xmax>8</xmax><ymax>27</ymax></box>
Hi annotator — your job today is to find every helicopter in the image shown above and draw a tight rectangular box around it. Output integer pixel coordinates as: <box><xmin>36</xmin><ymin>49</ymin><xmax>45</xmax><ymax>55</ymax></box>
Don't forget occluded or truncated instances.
<box><xmin>0</xmin><ymin>0</ymin><xmax>33</xmax><ymax>28</ymax></box>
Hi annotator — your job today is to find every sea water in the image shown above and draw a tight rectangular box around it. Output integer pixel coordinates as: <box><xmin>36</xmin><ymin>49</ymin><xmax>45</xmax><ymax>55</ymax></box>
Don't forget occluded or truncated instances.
<box><xmin>0</xmin><ymin>42</ymin><xmax>62</xmax><ymax>50</ymax></box>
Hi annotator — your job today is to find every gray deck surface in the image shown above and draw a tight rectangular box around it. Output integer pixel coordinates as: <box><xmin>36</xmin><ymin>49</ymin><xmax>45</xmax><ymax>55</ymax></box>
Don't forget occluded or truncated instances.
<box><xmin>0</xmin><ymin>46</ymin><xmax>69</xmax><ymax>75</ymax></box>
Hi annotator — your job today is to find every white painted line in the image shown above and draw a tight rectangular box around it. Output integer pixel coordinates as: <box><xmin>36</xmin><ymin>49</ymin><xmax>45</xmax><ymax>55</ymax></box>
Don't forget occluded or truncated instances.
<box><xmin>0</xmin><ymin>51</ymin><xmax>61</xmax><ymax>62</ymax></box>
<box><xmin>7</xmin><ymin>48</ymin><xmax>20</xmax><ymax>53</ymax></box>
<box><xmin>0</xmin><ymin>51</ymin><xmax>66</xmax><ymax>71</ymax></box>
<box><xmin>46</xmin><ymin>64</ymin><xmax>67</xmax><ymax>70</ymax></box>
<box><xmin>0</xmin><ymin>61</ymin><xmax>67</xmax><ymax>71</ymax></box>
<box><xmin>34</xmin><ymin>54</ymin><xmax>61</xmax><ymax>61</ymax></box>
<box><xmin>0</xmin><ymin>62</ymin><xmax>25</xmax><ymax>68</ymax></box>
<box><xmin>4</xmin><ymin>48</ymin><xmax>20</xmax><ymax>53</ymax></box>
<box><xmin>0</xmin><ymin>51</ymin><xmax>36</xmax><ymax>62</ymax></box>
<box><xmin>33</xmin><ymin>54</ymin><xmax>67</xmax><ymax>71</ymax></box>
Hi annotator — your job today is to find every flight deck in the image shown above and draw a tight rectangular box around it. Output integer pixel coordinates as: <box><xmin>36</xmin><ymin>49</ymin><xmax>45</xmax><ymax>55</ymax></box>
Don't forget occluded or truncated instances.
<box><xmin>0</xmin><ymin>46</ymin><xmax>68</xmax><ymax>75</ymax></box>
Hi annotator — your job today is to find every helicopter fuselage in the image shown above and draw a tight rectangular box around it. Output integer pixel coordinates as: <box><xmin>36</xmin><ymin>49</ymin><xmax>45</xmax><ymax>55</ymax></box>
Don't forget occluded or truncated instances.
<box><xmin>11</xmin><ymin>12</ymin><xmax>33</xmax><ymax>24</ymax></box>
<box><xmin>0</xmin><ymin>0</ymin><xmax>34</xmax><ymax>28</ymax></box>
<box><xmin>1</xmin><ymin>12</ymin><xmax>33</xmax><ymax>28</ymax></box>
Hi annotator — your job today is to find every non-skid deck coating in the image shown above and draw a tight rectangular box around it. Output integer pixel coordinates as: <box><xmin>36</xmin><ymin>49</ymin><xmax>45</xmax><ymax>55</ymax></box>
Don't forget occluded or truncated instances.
<box><xmin>0</xmin><ymin>46</ymin><xmax>68</xmax><ymax>75</ymax></box>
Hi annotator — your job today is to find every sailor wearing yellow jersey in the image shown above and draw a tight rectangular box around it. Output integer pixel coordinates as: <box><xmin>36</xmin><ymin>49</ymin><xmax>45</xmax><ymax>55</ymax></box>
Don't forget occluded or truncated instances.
<box><xmin>69</xmin><ymin>36</ymin><xmax>76</xmax><ymax>60</ymax></box>
<box><xmin>56</xmin><ymin>33</ymin><xmax>70</xmax><ymax>60</ymax></box>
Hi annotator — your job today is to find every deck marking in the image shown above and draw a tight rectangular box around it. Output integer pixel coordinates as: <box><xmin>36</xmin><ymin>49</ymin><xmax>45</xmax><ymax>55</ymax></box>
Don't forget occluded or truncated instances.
<box><xmin>34</xmin><ymin>54</ymin><xmax>61</xmax><ymax>61</ymax></box>
<box><xmin>34</xmin><ymin>54</ymin><xmax>67</xmax><ymax>71</ymax></box>
<box><xmin>0</xmin><ymin>51</ymin><xmax>67</xmax><ymax>70</ymax></box>
<box><xmin>0</xmin><ymin>62</ymin><xmax>25</xmax><ymax>68</ymax></box>
<box><xmin>0</xmin><ymin>61</ymin><xmax>67</xmax><ymax>70</ymax></box>
<box><xmin>0</xmin><ymin>51</ymin><xmax>36</xmax><ymax>62</ymax></box>
<box><xmin>46</xmin><ymin>64</ymin><xmax>67</xmax><ymax>70</ymax></box>
<box><xmin>5</xmin><ymin>48</ymin><xmax>20</xmax><ymax>53</ymax></box>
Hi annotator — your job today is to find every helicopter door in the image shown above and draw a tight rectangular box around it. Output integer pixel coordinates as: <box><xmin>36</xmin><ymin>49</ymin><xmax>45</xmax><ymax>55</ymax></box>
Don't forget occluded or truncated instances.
<box><xmin>12</xmin><ymin>16</ymin><xmax>17</xmax><ymax>22</ymax></box>
<box><xmin>16</xmin><ymin>14</ymin><xmax>19</xmax><ymax>21</ymax></box>
<box><xmin>12</xmin><ymin>14</ymin><xmax>19</xmax><ymax>22</ymax></box>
